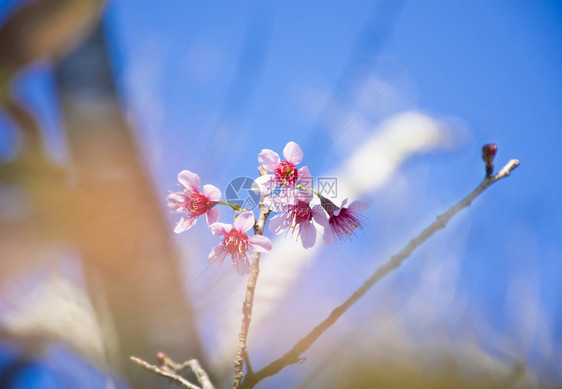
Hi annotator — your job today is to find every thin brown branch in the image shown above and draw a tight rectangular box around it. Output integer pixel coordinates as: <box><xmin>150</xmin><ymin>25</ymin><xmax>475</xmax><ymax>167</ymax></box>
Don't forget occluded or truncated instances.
<box><xmin>239</xmin><ymin>158</ymin><xmax>520</xmax><ymax>388</ymax></box>
<box><xmin>130</xmin><ymin>356</ymin><xmax>201</xmax><ymax>389</ymax></box>
<box><xmin>232</xmin><ymin>202</ymin><xmax>271</xmax><ymax>388</ymax></box>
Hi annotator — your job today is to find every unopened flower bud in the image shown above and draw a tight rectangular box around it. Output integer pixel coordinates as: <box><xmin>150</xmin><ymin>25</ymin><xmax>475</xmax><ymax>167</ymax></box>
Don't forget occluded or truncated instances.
<box><xmin>482</xmin><ymin>143</ymin><xmax>497</xmax><ymax>177</ymax></box>
<box><xmin>482</xmin><ymin>143</ymin><xmax>497</xmax><ymax>162</ymax></box>
<box><xmin>156</xmin><ymin>351</ymin><xmax>167</xmax><ymax>363</ymax></box>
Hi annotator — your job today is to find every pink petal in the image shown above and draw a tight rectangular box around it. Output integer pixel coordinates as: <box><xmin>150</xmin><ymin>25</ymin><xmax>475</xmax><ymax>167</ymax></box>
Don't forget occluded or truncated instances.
<box><xmin>166</xmin><ymin>191</ymin><xmax>184</xmax><ymax>202</ymax></box>
<box><xmin>206</xmin><ymin>207</ymin><xmax>220</xmax><ymax>226</ymax></box>
<box><xmin>208</xmin><ymin>245</ymin><xmax>228</xmax><ymax>265</ymax></box>
<box><xmin>299</xmin><ymin>165</ymin><xmax>312</xmax><ymax>179</ymax></box>
<box><xmin>279</xmin><ymin>187</ymin><xmax>298</xmax><ymax>205</ymax></box>
<box><xmin>258</xmin><ymin>149</ymin><xmax>280</xmax><ymax>171</ymax></box>
<box><xmin>322</xmin><ymin>225</ymin><xmax>335</xmax><ymax>245</ymax></box>
<box><xmin>211</xmin><ymin>222</ymin><xmax>231</xmax><ymax>236</ymax></box>
<box><xmin>234</xmin><ymin>255</ymin><xmax>251</xmax><ymax>275</ymax></box>
<box><xmin>283</xmin><ymin>141</ymin><xmax>303</xmax><ymax>165</ymax></box>
<box><xmin>203</xmin><ymin>184</ymin><xmax>221</xmax><ymax>202</ymax></box>
<box><xmin>334</xmin><ymin>198</ymin><xmax>349</xmax><ymax>216</ymax></box>
<box><xmin>234</xmin><ymin>211</ymin><xmax>256</xmax><ymax>233</ymax></box>
<box><xmin>279</xmin><ymin>188</ymin><xmax>297</xmax><ymax>206</ymax></box>
<box><xmin>268</xmin><ymin>212</ymin><xmax>291</xmax><ymax>234</ymax></box>
<box><xmin>294</xmin><ymin>189</ymin><xmax>313</xmax><ymax>204</ymax></box>
<box><xmin>178</xmin><ymin>170</ymin><xmax>200</xmax><ymax>191</ymax></box>
<box><xmin>311</xmin><ymin>206</ymin><xmax>329</xmax><ymax>227</ymax></box>
<box><xmin>174</xmin><ymin>215</ymin><xmax>197</xmax><ymax>233</ymax></box>
<box><xmin>248</xmin><ymin>235</ymin><xmax>273</xmax><ymax>253</ymax></box>
<box><xmin>166</xmin><ymin>192</ymin><xmax>185</xmax><ymax>209</ymax></box>
<box><xmin>298</xmin><ymin>165</ymin><xmax>312</xmax><ymax>187</ymax></box>
<box><xmin>299</xmin><ymin>222</ymin><xmax>316</xmax><ymax>249</ymax></box>
<box><xmin>254</xmin><ymin>174</ymin><xmax>276</xmax><ymax>195</ymax></box>
<box><xmin>347</xmin><ymin>200</ymin><xmax>370</xmax><ymax>213</ymax></box>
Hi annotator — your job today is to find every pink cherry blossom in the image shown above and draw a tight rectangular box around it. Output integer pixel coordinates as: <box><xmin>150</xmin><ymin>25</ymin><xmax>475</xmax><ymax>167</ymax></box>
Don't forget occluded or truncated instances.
<box><xmin>268</xmin><ymin>191</ymin><xmax>328</xmax><ymax>248</ymax></box>
<box><xmin>208</xmin><ymin>211</ymin><xmax>272</xmax><ymax>275</ymax></box>
<box><xmin>255</xmin><ymin>141</ymin><xmax>309</xmax><ymax>195</ymax></box>
<box><xmin>320</xmin><ymin>197</ymin><xmax>369</xmax><ymax>244</ymax></box>
<box><xmin>167</xmin><ymin>170</ymin><xmax>221</xmax><ymax>233</ymax></box>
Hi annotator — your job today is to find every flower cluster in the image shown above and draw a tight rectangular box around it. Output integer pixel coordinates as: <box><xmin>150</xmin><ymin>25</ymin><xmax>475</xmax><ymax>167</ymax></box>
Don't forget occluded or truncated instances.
<box><xmin>167</xmin><ymin>141</ymin><xmax>369</xmax><ymax>275</ymax></box>
<box><xmin>256</xmin><ymin>141</ymin><xmax>369</xmax><ymax>247</ymax></box>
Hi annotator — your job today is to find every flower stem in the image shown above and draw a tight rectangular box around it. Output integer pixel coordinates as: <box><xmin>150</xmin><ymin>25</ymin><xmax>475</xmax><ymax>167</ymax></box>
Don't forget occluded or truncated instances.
<box><xmin>296</xmin><ymin>185</ymin><xmax>323</xmax><ymax>198</ymax></box>
<box><xmin>216</xmin><ymin>200</ymin><xmax>242</xmax><ymax>211</ymax></box>
<box><xmin>232</xmin><ymin>201</ymin><xmax>271</xmax><ymax>388</ymax></box>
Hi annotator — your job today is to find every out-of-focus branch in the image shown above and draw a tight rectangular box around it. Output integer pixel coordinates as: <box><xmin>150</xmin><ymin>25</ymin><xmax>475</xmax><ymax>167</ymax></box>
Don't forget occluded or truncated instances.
<box><xmin>0</xmin><ymin>0</ymin><xmax>106</xmax><ymax>154</ymax></box>
<box><xmin>0</xmin><ymin>93</ymin><xmax>43</xmax><ymax>153</ymax></box>
<box><xmin>0</xmin><ymin>0</ymin><xmax>105</xmax><ymax>75</ymax></box>
<box><xmin>54</xmin><ymin>25</ymin><xmax>205</xmax><ymax>387</ymax></box>
<box><xmin>239</xmin><ymin>156</ymin><xmax>520</xmax><ymax>388</ymax></box>
<box><xmin>232</xmin><ymin>202</ymin><xmax>271</xmax><ymax>388</ymax></box>
<box><xmin>0</xmin><ymin>0</ymin><xmax>107</xmax><ymax>269</ymax></box>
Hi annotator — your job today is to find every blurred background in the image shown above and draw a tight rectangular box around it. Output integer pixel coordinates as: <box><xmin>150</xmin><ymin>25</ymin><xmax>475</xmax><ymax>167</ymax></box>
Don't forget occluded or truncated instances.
<box><xmin>0</xmin><ymin>0</ymin><xmax>561</xmax><ymax>388</ymax></box>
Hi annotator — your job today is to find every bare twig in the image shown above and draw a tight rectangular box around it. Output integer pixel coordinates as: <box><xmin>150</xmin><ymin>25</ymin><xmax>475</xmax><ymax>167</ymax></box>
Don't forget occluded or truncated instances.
<box><xmin>130</xmin><ymin>356</ymin><xmax>201</xmax><ymax>389</ymax></box>
<box><xmin>232</xmin><ymin>201</ymin><xmax>271</xmax><ymax>388</ymax></box>
<box><xmin>239</xmin><ymin>158</ymin><xmax>520</xmax><ymax>388</ymax></box>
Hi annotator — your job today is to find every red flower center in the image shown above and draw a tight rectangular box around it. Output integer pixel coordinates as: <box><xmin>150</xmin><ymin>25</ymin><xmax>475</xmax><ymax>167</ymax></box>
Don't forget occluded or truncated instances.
<box><xmin>184</xmin><ymin>190</ymin><xmax>215</xmax><ymax>216</ymax></box>
<box><xmin>223</xmin><ymin>229</ymin><xmax>249</xmax><ymax>255</ymax></box>
<box><xmin>328</xmin><ymin>208</ymin><xmax>364</xmax><ymax>240</ymax></box>
<box><xmin>274</xmin><ymin>160</ymin><xmax>299</xmax><ymax>186</ymax></box>
<box><xmin>291</xmin><ymin>201</ymin><xmax>313</xmax><ymax>225</ymax></box>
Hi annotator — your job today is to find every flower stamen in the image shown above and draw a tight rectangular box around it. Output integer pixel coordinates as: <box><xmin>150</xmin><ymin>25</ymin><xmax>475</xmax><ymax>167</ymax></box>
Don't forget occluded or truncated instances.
<box><xmin>274</xmin><ymin>160</ymin><xmax>299</xmax><ymax>186</ymax></box>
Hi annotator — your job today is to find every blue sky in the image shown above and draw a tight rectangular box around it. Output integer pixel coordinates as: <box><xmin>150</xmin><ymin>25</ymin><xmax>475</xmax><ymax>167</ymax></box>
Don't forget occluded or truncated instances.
<box><xmin>2</xmin><ymin>0</ymin><xmax>562</xmax><ymax>386</ymax></box>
